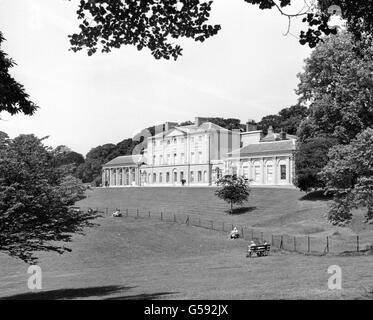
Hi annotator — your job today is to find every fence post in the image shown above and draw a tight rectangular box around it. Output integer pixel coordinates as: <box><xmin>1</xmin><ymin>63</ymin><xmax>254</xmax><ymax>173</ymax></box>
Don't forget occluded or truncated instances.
<box><xmin>308</xmin><ymin>236</ymin><xmax>310</xmax><ymax>253</ymax></box>
<box><xmin>326</xmin><ymin>236</ymin><xmax>329</xmax><ymax>254</ymax></box>
<box><xmin>186</xmin><ymin>215</ymin><xmax>189</xmax><ymax>226</ymax></box>
<box><xmin>280</xmin><ymin>236</ymin><xmax>283</xmax><ymax>249</ymax></box>
<box><xmin>357</xmin><ymin>235</ymin><xmax>360</xmax><ymax>252</ymax></box>
<box><xmin>294</xmin><ymin>237</ymin><xmax>296</xmax><ymax>251</ymax></box>
<box><xmin>261</xmin><ymin>232</ymin><xmax>263</xmax><ymax>243</ymax></box>
<box><xmin>149</xmin><ymin>210</ymin><xmax>151</xmax><ymax>218</ymax></box>
<box><xmin>271</xmin><ymin>235</ymin><xmax>274</xmax><ymax>246</ymax></box>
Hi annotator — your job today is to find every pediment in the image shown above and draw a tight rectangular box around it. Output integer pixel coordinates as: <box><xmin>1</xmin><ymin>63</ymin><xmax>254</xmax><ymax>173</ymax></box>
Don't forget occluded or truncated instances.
<box><xmin>164</xmin><ymin>128</ymin><xmax>187</xmax><ymax>137</ymax></box>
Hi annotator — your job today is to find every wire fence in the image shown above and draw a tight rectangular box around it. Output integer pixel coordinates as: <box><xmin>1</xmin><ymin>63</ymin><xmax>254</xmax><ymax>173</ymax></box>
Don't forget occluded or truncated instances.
<box><xmin>74</xmin><ymin>206</ymin><xmax>373</xmax><ymax>256</ymax></box>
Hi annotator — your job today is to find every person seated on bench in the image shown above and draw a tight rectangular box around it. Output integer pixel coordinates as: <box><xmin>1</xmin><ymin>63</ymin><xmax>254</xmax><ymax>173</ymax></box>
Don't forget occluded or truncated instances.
<box><xmin>112</xmin><ymin>208</ymin><xmax>122</xmax><ymax>217</ymax></box>
<box><xmin>247</xmin><ymin>240</ymin><xmax>256</xmax><ymax>257</ymax></box>
<box><xmin>230</xmin><ymin>227</ymin><xmax>240</xmax><ymax>239</ymax></box>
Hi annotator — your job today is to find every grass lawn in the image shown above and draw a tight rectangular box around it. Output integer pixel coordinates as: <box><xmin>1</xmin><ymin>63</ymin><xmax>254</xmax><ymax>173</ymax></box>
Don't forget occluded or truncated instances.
<box><xmin>77</xmin><ymin>188</ymin><xmax>373</xmax><ymax>247</ymax></box>
<box><xmin>1</xmin><ymin>187</ymin><xmax>372</xmax><ymax>300</ymax></box>
<box><xmin>0</xmin><ymin>216</ymin><xmax>372</xmax><ymax>300</ymax></box>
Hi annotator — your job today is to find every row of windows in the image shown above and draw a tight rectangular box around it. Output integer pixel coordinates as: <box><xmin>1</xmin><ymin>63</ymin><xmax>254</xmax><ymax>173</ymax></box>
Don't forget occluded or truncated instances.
<box><xmin>152</xmin><ymin>151</ymin><xmax>203</xmax><ymax>165</ymax></box>
<box><xmin>247</xmin><ymin>164</ymin><xmax>287</xmax><ymax>182</ymax></box>
<box><xmin>152</xmin><ymin>135</ymin><xmax>204</xmax><ymax>146</ymax></box>
<box><xmin>146</xmin><ymin>171</ymin><xmax>207</xmax><ymax>183</ymax></box>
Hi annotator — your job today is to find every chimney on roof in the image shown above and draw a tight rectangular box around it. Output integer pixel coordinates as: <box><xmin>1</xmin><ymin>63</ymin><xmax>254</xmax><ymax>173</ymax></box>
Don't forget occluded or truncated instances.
<box><xmin>267</xmin><ymin>126</ymin><xmax>274</xmax><ymax>135</ymax></box>
<box><xmin>195</xmin><ymin>117</ymin><xmax>209</xmax><ymax>127</ymax></box>
<box><xmin>246</xmin><ymin>119</ymin><xmax>257</xmax><ymax>132</ymax></box>
<box><xmin>164</xmin><ymin>122</ymin><xmax>177</xmax><ymax>132</ymax></box>
<box><xmin>280</xmin><ymin>129</ymin><xmax>287</xmax><ymax>140</ymax></box>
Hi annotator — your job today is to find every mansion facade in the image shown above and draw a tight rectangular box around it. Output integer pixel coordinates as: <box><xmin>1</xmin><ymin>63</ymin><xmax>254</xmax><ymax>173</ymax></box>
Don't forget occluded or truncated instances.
<box><xmin>102</xmin><ymin>117</ymin><xmax>297</xmax><ymax>188</ymax></box>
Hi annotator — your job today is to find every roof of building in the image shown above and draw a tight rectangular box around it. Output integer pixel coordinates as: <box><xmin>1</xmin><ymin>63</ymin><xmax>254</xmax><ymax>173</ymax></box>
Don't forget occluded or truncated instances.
<box><xmin>228</xmin><ymin>140</ymin><xmax>296</xmax><ymax>158</ymax></box>
<box><xmin>102</xmin><ymin>154</ymin><xmax>144</xmax><ymax>168</ymax></box>
<box><xmin>260</xmin><ymin>132</ymin><xmax>297</xmax><ymax>142</ymax></box>
<box><xmin>152</xmin><ymin>121</ymin><xmax>230</xmax><ymax>138</ymax></box>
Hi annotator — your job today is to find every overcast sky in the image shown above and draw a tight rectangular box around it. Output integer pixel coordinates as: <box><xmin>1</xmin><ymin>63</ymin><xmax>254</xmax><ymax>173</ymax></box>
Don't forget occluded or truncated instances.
<box><xmin>0</xmin><ymin>0</ymin><xmax>311</xmax><ymax>155</ymax></box>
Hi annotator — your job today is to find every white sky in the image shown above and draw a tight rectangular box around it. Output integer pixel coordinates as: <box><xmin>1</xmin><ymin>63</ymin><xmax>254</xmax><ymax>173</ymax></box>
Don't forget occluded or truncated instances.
<box><xmin>0</xmin><ymin>0</ymin><xmax>311</xmax><ymax>156</ymax></box>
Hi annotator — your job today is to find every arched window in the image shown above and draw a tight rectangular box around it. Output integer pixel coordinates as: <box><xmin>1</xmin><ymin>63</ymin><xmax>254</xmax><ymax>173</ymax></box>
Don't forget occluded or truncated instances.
<box><xmin>266</xmin><ymin>161</ymin><xmax>274</xmax><ymax>184</ymax></box>
<box><xmin>253</xmin><ymin>161</ymin><xmax>261</xmax><ymax>183</ymax></box>
<box><xmin>173</xmin><ymin>170</ymin><xmax>177</xmax><ymax>183</ymax></box>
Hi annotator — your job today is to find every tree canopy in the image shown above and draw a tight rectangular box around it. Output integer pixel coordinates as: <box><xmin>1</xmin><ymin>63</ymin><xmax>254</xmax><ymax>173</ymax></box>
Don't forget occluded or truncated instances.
<box><xmin>257</xmin><ymin>104</ymin><xmax>309</xmax><ymax>135</ymax></box>
<box><xmin>294</xmin><ymin>31</ymin><xmax>373</xmax><ymax>192</ymax></box>
<box><xmin>297</xmin><ymin>32</ymin><xmax>373</xmax><ymax>144</ymax></box>
<box><xmin>294</xmin><ymin>136</ymin><xmax>338</xmax><ymax>192</ymax></box>
<box><xmin>70</xmin><ymin>0</ymin><xmax>373</xmax><ymax>59</ymax></box>
<box><xmin>0</xmin><ymin>134</ymin><xmax>98</xmax><ymax>263</ymax></box>
<box><xmin>69</xmin><ymin>0</ymin><xmax>220</xmax><ymax>60</ymax></box>
<box><xmin>0</xmin><ymin>32</ymin><xmax>38</xmax><ymax>116</ymax></box>
<box><xmin>320</xmin><ymin>128</ymin><xmax>373</xmax><ymax>225</ymax></box>
<box><xmin>215</xmin><ymin>175</ymin><xmax>250</xmax><ymax>214</ymax></box>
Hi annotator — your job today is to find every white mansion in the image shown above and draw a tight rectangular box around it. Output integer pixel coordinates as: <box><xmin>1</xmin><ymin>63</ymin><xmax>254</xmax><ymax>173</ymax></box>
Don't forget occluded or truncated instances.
<box><xmin>102</xmin><ymin>117</ymin><xmax>297</xmax><ymax>187</ymax></box>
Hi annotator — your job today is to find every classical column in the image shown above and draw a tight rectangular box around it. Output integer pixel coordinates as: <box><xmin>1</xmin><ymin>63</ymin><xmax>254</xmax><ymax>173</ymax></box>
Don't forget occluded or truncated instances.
<box><xmin>261</xmin><ymin>158</ymin><xmax>265</xmax><ymax>185</ymax></box>
<box><xmin>286</xmin><ymin>157</ymin><xmax>291</xmax><ymax>184</ymax></box>
<box><xmin>273</xmin><ymin>157</ymin><xmax>278</xmax><ymax>185</ymax></box>
<box><xmin>129</xmin><ymin>168</ymin><xmax>133</xmax><ymax>186</ymax></box>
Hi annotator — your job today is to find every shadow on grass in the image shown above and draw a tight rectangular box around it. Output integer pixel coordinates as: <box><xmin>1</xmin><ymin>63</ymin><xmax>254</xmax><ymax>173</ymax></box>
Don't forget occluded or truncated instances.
<box><xmin>105</xmin><ymin>292</ymin><xmax>177</xmax><ymax>300</ymax></box>
<box><xmin>225</xmin><ymin>207</ymin><xmax>257</xmax><ymax>215</ymax></box>
<box><xmin>0</xmin><ymin>285</ymin><xmax>134</xmax><ymax>300</ymax></box>
<box><xmin>299</xmin><ymin>191</ymin><xmax>333</xmax><ymax>202</ymax></box>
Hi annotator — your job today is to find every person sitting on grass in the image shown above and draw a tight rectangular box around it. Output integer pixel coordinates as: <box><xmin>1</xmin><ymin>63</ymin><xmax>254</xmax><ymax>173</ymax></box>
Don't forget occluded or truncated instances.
<box><xmin>246</xmin><ymin>240</ymin><xmax>256</xmax><ymax>258</ymax></box>
<box><xmin>112</xmin><ymin>208</ymin><xmax>122</xmax><ymax>217</ymax></box>
<box><xmin>230</xmin><ymin>227</ymin><xmax>240</xmax><ymax>239</ymax></box>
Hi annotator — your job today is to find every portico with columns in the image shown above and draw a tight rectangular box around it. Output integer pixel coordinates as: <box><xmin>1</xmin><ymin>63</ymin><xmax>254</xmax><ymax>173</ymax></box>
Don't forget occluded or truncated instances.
<box><xmin>102</xmin><ymin>155</ymin><xmax>144</xmax><ymax>187</ymax></box>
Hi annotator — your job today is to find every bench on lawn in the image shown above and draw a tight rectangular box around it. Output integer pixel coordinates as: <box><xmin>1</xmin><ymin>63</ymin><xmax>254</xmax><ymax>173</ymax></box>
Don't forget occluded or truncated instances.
<box><xmin>246</xmin><ymin>244</ymin><xmax>271</xmax><ymax>258</ymax></box>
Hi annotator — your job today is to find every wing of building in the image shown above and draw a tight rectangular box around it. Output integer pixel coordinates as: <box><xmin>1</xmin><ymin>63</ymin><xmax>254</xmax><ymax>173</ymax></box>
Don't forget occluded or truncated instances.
<box><xmin>102</xmin><ymin>118</ymin><xmax>297</xmax><ymax>188</ymax></box>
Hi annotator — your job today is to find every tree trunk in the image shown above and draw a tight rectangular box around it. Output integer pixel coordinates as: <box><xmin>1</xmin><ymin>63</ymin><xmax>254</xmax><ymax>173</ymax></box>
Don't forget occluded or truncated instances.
<box><xmin>230</xmin><ymin>201</ymin><xmax>233</xmax><ymax>215</ymax></box>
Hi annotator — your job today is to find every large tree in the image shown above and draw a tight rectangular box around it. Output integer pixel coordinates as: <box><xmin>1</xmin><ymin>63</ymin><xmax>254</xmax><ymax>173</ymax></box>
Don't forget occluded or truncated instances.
<box><xmin>294</xmin><ymin>31</ymin><xmax>373</xmax><ymax>191</ymax></box>
<box><xmin>297</xmin><ymin>32</ymin><xmax>373</xmax><ymax>144</ymax></box>
<box><xmin>0</xmin><ymin>134</ymin><xmax>98</xmax><ymax>263</ymax></box>
<box><xmin>294</xmin><ymin>136</ymin><xmax>338</xmax><ymax>192</ymax></box>
<box><xmin>320</xmin><ymin>128</ymin><xmax>373</xmax><ymax>225</ymax></box>
<box><xmin>70</xmin><ymin>0</ymin><xmax>373</xmax><ymax>60</ymax></box>
<box><xmin>0</xmin><ymin>32</ymin><xmax>38</xmax><ymax>115</ymax></box>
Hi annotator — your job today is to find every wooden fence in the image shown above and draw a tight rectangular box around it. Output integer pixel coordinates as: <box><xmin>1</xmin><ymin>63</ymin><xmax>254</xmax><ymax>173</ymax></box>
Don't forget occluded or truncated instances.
<box><xmin>75</xmin><ymin>206</ymin><xmax>371</xmax><ymax>256</ymax></box>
